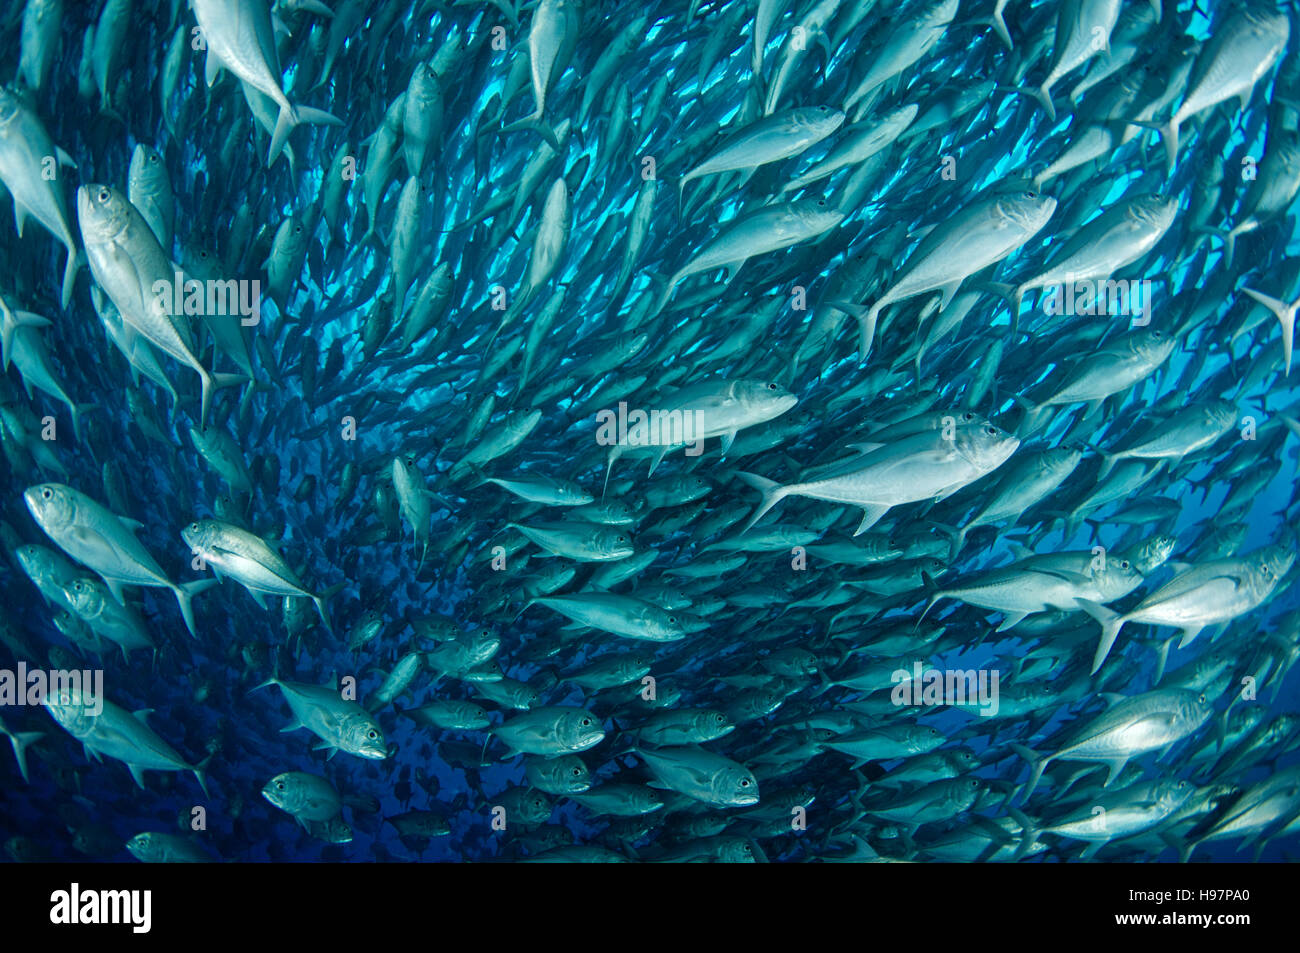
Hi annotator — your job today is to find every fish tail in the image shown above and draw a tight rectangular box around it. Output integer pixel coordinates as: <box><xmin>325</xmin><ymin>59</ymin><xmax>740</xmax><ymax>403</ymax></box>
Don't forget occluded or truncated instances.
<box><xmin>205</xmin><ymin>371</ymin><xmax>248</xmax><ymax>426</ymax></box>
<box><xmin>991</xmin><ymin>7</ymin><xmax>1013</xmax><ymax>50</ymax></box>
<box><xmin>513</xmin><ymin>598</ymin><xmax>538</xmax><ymax>624</ymax></box>
<box><xmin>984</xmin><ymin>280</ymin><xmax>1026</xmax><ymax>338</ymax></box>
<box><xmin>192</xmin><ymin>753</ymin><xmax>213</xmax><ymax>800</ymax></box>
<box><xmin>812</xmin><ymin>669</ymin><xmax>838</xmax><ymax>698</ymax></box>
<box><xmin>1011</xmin><ymin>394</ymin><xmax>1048</xmax><ymax>438</ymax></box>
<box><xmin>196</xmin><ymin>363</ymin><xmax>217</xmax><ymax>427</ymax></box>
<box><xmin>3</xmin><ymin>728</ymin><xmax>43</xmax><ymax>784</ymax></box>
<box><xmin>500</xmin><ymin>115</ymin><xmax>561</xmax><ymax>151</ymax></box>
<box><xmin>462</xmin><ymin>462</ymin><xmax>492</xmax><ymax>490</ymax></box>
<box><xmin>269</xmin><ymin>100</ymin><xmax>302</xmax><ymax>167</ymax></box>
<box><xmin>313</xmin><ymin>582</ymin><xmax>344</xmax><ymax>635</ymax></box>
<box><xmin>174</xmin><ymin>579</ymin><xmax>217</xmax><ymax>638</ymax></box>
<box><xmin>0</xmin><ymin>291</ymin><xmax>12</xmax><ymax>370</ymax></box>
<box><xmin>1119</xmin><ymin>114</ymin><xmax>1175</xmax><ymax>171</ymax></box>
<box><xmin>853</xmin><ymin>505</ymin><xmax>889</xmax><ymax>536</ymax></box>
<box><xmin>917</xmin><ymin>570</ymin><xmax>943</xmax><ymax>624</ymax></box>
<box><xmin>674</xmin><ymin>175</ymin><xmax>685</xmax><ymax>221</ymax></box>
<box><xmin>1242</xmin><ymin>288</ymin><xmax>1297</xmax><ymax>375</ymax></box>
<box><xmin>61</xmin><ymin>246</ymin><xmax>82</xmax><ymax>310</ymax></box>
<box><xmin>928</xmin><ymin>520</ymin><xmax>966</xmax><ymax>562</ymax></box>
<box><xmin>1074</xmin><ymin>597</ymin><xmax>1125</xmax><ymax>674</ymax></box>
<box><xmin>294</xmin><ymin>105</ymin><xmax>344</xmax><ymax>129</ymax></box>
<box><xmin>646</xmin><ymin>272</ymin><xmax>674</xmax><ymax>321</ymax></box>
<box><xmin>828</xmin><ymin>299</ymin><xmax>879</xmax><ymax>361</ymax></box>
<box><xmin>1009</xmin><ymin>743</ymin><xmax>1048</xmax><ymax>799</ymax></box>
<box><xmin>249</xmin><ymin>675</ymin><xmax>279</xmax><ymax>695</ymax></box>
<box><xmin>1153</xmin><ymin>635</ymin><xmax>1176</xmax><ymax>685</ymax></box>
<box><xmin>646</xmin><ymin>445</ymin><xmax>669</xmax><ymax>478</ymax></box>
<box><xmin>601</xmin><ymin>445</ymin><xmax>622</xmax><ymax>500</ymax></box>
<box><xmin>358</xmin><ymin>217</ymin><xmax>378</xmax><ymax>247</ymax></box>
<box><xmin>1007</xmin><ymin>806</ymin><xmax>1040</xmax><ymax>861</ymax></box>
<box><xmin>71</xmin><ymin>402</ymin><xmax>97</xmax><ymax>444</ymax></box>
<box><xmin>1031</xmin><ymin>82</ymin><xmax>1056</xmax><ymax>122</ymax></box>
<box><xmin>1195</xmin><ymin>225</ymin><xmax>1235</xmax><ymax>266</ymax></box>
<box><xmin>1211</xmin><ymin>703</ymin><xmax>1232</xmax><ymax>754</ymax></box>
<box><xmin>1158</xmin><ymin>117</ymin><xmax>1180</xmax><ymax>174</ymax></box>
<box><xmin>734</xmin><ymin>470</ymin><xmax>789</xmax><ymax>532</ymax></box>
<box><xmin>1</xmin><ymin>307</ymin><xmax>50</xmax><ymax>372</ymax></box>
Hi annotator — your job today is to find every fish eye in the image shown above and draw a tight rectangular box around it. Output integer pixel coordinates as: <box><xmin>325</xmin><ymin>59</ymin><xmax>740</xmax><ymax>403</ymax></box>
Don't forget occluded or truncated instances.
<box><xmin>42</xmin><ymin>488</ymin><xmax>52</xmax><ymax>499</ymax></box>
<box><xmin>766</xmin><ymin>382</ymin><xmax>778</xmax><ymax>390</ymax></box>
<box><xmin>739</xmin><ymin>778</ymin><xmax>751</xmax><ymax>787</ymax></box>
<box><xmin>97</xmin><ymin>187</ymin><xmax>110</xmax><ymax>202</ymax></box>
<box><xmin>580</xmin><ymin>718</ymin><xmax>591</xmax><ymax>726</ymax></box>
<box><xmin>571</xmin><ymin>767</ymin><xmax>581</xmax><ymax>776</ymax></box>
<box><xmin>984</xmin><ymin>426</ymin><xmax>997</xmax><ymax>435</ymax></box>
<box><xmin>1120</xmin><ymin>560</ymin><xmax>1130</xmax><ymax>570</ymax></box>
<box><xmin>367</xmin><ymin>730</ymin><xmax>378</xmax><ymax>739</ymax></box>
<box><xmin>1023</xmin><ymin>190</ymin><xmax>1036</xmax><ymax>199</ymax></box>
<box><xmin>715</xmin><ymin>714</ymin><xmax>726</xmax><ymax>723</ymax></box>
<box><xmin>1197</xmin><ymin>693</ymin><xmax>1207</xmax><ymax>704</ymax></box>
<box><xmin>276</xmin><ymin>781</ymin><xmax>285</xmax><ymax>789</ymax></box>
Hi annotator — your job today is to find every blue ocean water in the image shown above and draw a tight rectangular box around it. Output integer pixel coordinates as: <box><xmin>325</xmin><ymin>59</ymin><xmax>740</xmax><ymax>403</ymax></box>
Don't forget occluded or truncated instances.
<box><xmin>0</xmin><ymin>0</ymin><xmax>1298</xmax><ymax>863</ymax></box>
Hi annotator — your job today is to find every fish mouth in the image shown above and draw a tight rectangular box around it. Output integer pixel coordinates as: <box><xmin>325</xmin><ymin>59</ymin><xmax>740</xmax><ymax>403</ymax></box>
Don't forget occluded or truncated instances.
<box><xmin>75</xmin><ymin>185</ymin><xmax>106</xmax><ymax>215</ymax></box>
<box><xmin>76</xmin><ymin>186</ymin><xmax>126</xmax><ymax>241</ymax></box>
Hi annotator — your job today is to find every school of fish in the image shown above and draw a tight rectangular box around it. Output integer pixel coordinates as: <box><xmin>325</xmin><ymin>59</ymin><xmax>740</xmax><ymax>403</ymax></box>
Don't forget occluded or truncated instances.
<box><xmin>0</xmin><ymin>0</ymin><xmax>1298</xmax><ymax>863</ymax></box>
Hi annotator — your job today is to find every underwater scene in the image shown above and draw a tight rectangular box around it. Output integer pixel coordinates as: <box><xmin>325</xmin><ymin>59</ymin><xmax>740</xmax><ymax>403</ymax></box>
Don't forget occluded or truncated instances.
<box><xmin>0</xmin><ymin>0</ymin><xmax>1298</xmax><ymax>864</ymax></box>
